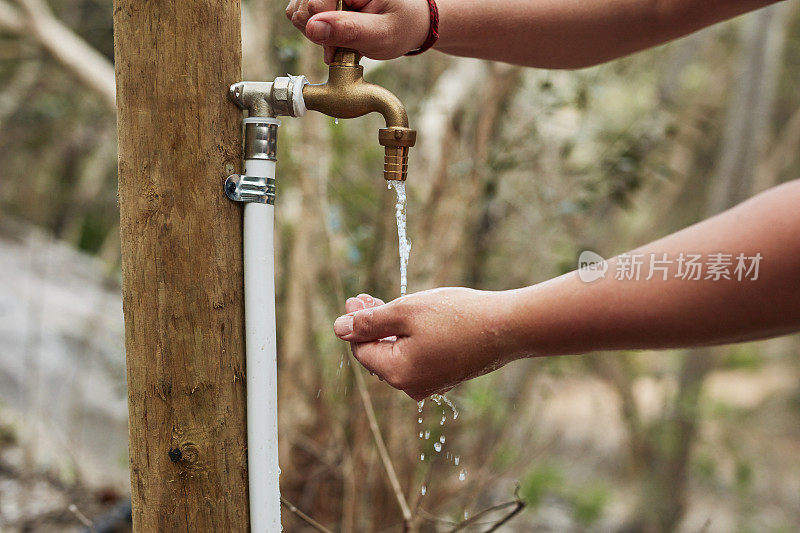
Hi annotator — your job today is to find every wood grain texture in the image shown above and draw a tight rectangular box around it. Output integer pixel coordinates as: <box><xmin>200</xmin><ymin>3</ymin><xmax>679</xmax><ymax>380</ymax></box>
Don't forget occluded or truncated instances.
<box><xmin>113</xmin><ymin>1</ymin><xmax>248</xmax><ymax>529</ymax></box>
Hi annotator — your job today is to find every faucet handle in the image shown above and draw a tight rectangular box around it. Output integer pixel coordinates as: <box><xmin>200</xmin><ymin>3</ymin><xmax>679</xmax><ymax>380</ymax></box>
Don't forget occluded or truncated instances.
<box><xmin>331</xmin><ymin>0</ymin><xmax>362</xmax><ymax>66</ymax></box>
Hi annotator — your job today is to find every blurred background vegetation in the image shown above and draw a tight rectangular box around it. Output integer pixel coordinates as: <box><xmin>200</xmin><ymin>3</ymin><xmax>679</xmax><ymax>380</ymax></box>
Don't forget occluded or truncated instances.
<box><xmin>1</xmin><ymin>0</ymin><xmax>800</xmax><ymax>531</ymax></box>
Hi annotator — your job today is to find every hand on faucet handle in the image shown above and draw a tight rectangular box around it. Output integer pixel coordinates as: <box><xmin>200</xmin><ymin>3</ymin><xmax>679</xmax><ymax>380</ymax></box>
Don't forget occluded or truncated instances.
<box><xmin>286</xmin><ymin>0</ymin><xmax>431</xmax><ymax>63</ymax></box>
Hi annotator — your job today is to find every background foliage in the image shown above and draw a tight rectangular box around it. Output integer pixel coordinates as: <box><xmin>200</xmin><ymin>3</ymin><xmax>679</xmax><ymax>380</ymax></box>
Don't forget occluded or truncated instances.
<box><xmin>1</xmin><ymin>0</ymin><xmax>799</xmax><ymax>531</ymax></box>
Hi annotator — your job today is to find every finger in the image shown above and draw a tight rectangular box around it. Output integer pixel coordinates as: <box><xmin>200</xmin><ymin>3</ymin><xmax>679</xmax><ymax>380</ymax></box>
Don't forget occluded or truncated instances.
<box><xmin>285</xmin><ymin>0</ymin><xmax>298</xmax><ymax>20</ymax></box>
<box><xmin>291</xmin><ymin>7</ymin><xmax>312</xmax><ymax>32</ymax></box>
<box><xmin>356</xmin><ymin>293</ymin><xmax>383</xmax><ymax>309</ymax></box>
<box><xmin>307</xmin><ymin>0</ymin><xmax>337</xmax><ymax>16</ymax></box>
<box><xmin>350</xmin><ymin>340</ymin><xmax>397</xmax><ymax>379</ymax></box>
<box><xmin>306</xmin><ymin>11</ymin><xmax>391</xmax><ymax>51</ymax></box>
<box><xmin>323</xmin><ymin>45</ymin><xmax>335</xmax><ymax>64</ymax></box>
<box><xmin>346</xmin><ymin>0</ymin><xmax>372</xmax><ymax>9</ymax></box>
<box><xmin>356</xmin><ymin>294</ymin><xmax>386</xmax><ymax>307</ymax></box>
<box><xmin>334</xmin><ymin>303</ymin><xmax>407</xmax><ymax>342</ymax></box>
<box><xmin>345</xmin><ymin>296</ymin><xmax>365</xmax><ymax>313</ymax></box>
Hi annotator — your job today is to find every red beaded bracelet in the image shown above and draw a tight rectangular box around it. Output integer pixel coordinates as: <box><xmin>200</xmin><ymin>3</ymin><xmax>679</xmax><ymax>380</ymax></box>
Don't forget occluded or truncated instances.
<box><xmin>405</xmin><ymin>0</ymin><xmax>439</xmax><ymax>56</ymax></box>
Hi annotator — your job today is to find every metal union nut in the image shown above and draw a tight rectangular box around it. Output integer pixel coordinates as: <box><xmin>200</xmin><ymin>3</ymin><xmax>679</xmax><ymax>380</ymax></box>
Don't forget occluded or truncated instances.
<box><xmin>378</xmin><ymin>127</ymin><xmax>416</xmax><ymax>148</ymax></box>
<box><xmin>270</xmin><ymin>77</ymin><xmax>294</xmax><ymax>117</ymax></box>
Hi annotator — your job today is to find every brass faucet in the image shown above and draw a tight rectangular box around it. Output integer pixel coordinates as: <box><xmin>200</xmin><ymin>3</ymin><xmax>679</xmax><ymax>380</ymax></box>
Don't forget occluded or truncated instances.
<box><xmin>302</xmin><ymin>2</ymin><xmax>416</xmax><ymax>180</ymax></box>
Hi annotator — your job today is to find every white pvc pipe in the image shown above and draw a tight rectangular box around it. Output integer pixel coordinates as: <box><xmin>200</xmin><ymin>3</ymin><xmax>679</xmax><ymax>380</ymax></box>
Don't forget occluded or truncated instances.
<box><xmin>243</xmin><ymin>149</ymin><xmax>281</xmax><ymax>531</ymax></box>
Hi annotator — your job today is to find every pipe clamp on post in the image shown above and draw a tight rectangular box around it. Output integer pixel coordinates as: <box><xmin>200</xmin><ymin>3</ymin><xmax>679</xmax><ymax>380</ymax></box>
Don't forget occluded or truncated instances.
<box><xmin>225</xmin><ymin>174</ymin><xmax>276</xmax><ymax>205</ymax></box>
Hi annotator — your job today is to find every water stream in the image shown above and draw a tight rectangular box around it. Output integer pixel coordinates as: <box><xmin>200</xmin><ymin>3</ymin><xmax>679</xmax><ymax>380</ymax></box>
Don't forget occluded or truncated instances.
<box><xmin>388</xmin><ymin>181</ymin><xmax>411</xmax><ymax>296</ymax></box>
<box><xmin>391</xmin><ymin>185</ymin><xmax>466</xmax><ymax>499</ymax></box>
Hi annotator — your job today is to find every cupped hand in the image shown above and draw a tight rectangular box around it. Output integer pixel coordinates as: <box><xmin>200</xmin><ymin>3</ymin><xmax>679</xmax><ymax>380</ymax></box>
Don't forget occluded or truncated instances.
<box><xmin>285</xmin><ymin>0</ymin><xmax>430</xmax><ymax>63</ymax></box>
<box><xmin>333</xmin><ymin>288</ymin><xmax>522</xmax><ymax>401</ymax></box>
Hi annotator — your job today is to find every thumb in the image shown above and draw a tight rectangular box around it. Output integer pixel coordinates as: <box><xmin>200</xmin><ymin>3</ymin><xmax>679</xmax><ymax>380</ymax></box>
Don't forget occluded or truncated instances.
<box><xmin>306</xmin><ymin>11</ymin><xmax>392</xmax><ymax>56</ymax></box>
<box><xmin>334</xmin><ymin>304</ymin><xmax>407</xmax><ymax>342</ymax></box>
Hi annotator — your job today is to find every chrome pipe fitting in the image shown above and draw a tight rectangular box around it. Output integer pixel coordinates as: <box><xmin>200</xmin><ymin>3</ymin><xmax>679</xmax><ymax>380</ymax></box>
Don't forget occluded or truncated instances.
<box><xmin>244</xmin><ymin>121</ymin><xmax>278</xmax><ymax>161</ymax></box>
<box><xmin>229</xmin><ymin>76</ymin><xmax>308</xmax><ymax>118</ymax></box>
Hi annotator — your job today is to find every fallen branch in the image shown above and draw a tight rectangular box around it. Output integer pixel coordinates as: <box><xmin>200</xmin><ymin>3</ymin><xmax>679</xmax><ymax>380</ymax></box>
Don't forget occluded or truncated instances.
<box><xmin>280</xmin><ymin>496</ymin><xmax>334</xmax><ymax>533</ymax></box>
<box><xmin>448</xmin><ymin>488</ymin><xmax>526</xmax><ymax>533</ymax></box>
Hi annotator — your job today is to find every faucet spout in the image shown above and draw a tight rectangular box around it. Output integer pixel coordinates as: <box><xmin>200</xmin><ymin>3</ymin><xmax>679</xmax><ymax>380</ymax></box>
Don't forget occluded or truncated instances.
<box><xmin>302</xmin><ymin>49</ymin><xmax>416</xmax><ymax>181</ymax></box>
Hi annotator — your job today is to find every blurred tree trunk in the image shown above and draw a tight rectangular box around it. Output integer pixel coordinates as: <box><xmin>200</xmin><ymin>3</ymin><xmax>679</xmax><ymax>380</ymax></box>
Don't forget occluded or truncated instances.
<box><xmin>707</xmin><ymin>3</ymin><xmax>790</xmax><ymax>215</ymax></box>
<box><xmin>412</xmin><ymin>59</ymin><xmax>487</xmax><ymax>289</ymax></box>
<box><xmin>637</xmin><ymin>5</ymin><xmax>791</xmax><ymax>532</ymax></box>
<box><xmin>115</xmin><ymin>0</ymin><xmax>249</xmax><ymax>530</ymax></box>
<box><xmin>462</xmin><ymin>64</ymin><xmax>522</xmax><ymax>287</ymax></box>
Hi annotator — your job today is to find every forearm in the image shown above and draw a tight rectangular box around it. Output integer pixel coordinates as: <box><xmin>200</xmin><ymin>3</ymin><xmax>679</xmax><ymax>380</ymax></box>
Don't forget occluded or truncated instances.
<box><xmin>436</xmin><ymin>0</ymin><xmax>781</xmax><ymax>68</ymax></box>
<box><xmin>506</xmin><ymin>180</ymin><xmax>800</xmax><ymax>357</ymax></box>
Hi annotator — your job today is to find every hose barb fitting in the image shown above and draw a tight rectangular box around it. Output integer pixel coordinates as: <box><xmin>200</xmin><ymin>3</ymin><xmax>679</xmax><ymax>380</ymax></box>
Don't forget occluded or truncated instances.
<box><xmin>379</xmin><ymin>127</ymin><xmax>416</xmax><ymax>181</ymax></box>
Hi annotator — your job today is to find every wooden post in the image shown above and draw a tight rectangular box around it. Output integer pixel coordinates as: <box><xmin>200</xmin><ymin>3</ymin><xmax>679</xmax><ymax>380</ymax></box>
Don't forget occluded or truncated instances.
<box><xmin>114</xmin><ymin>1</ymin><xmax>248</xmax><ymax>529</ymax></box>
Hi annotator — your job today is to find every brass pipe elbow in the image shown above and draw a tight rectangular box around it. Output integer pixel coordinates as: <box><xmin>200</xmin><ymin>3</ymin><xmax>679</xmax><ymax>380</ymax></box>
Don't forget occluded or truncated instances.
<box><xmin>302</xmin><ymin>49</ymin><xmax>416</xmax><ymax>181</ymax></box>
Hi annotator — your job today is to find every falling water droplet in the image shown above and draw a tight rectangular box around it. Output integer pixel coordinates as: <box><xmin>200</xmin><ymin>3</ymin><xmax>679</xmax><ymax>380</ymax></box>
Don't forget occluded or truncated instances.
<box><xmin>440</xmin><ymin>416</ymin><xmax>446</xmax><ymax>426</ymax></box>
<box><xmin>418</xmin><ymin>417</ymin><xmax>423</xmax><ymax>424</ymax></box>
<box><xmin>419</xmin><ymin>431</ymin><xmax>423</xmax><ymax>438</ymax></box>
<box><xmin>334</xmin><ymin>117</ymin><xmax>339</xmax><ymax>125</ymax></box>
<box><xmin>439</xmin><ymin>435</ymin><xmax>445</xmax><ymax>444</ymax></box>
<box><xmin>424</xmin><ymin>430</ymin><xmax>430</xmax><ymax>440</ymax></box>
<box><xmin>417</xmin><ymin>400</ymin><xmax>424</xmax><ymax>413</ymax></box>
<box><xmin>420</xmin><ymin>485</ymin><xmax>427</xmax><ymax>496</ymax></box>
<box><xmin>454</xmin><ymin>456</ymin><xmax>460</xmax><ymax>466</ymax></box>
<box><xmin>464</xmin><ymin>510</ymin><xmax>469</xmax><ymax>520</ymax></box>
<box><xmin>434</xmin><ymin>442</ymin><xmax>442</xmax><ymax>452</ymax></box>
<box><xmin>420</xmin><ymin>453</ymin><xmax>425</xmax><ymax>461</ymax></box>
<box><xmin>458</xmin><ymin>469</ymin><xmax>467</xmax><ymax>481</ymax></box>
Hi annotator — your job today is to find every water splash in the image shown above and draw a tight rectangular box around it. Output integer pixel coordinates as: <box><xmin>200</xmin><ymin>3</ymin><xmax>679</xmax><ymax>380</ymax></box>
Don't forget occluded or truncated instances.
<box><xmin>458</xmin><ymin>469</ymin><xmax>467</xmax><ymax>481</ymax></box>
<box><xmin>431</xmin><ymin>393</ymin><xmax>459</xmax><ymax>420</ymax></box>
<box><xmin>334</xmin><ymin>117</ymin><xmax>339</xmax><ymax>125</ymax></box>
<box><xmin>388</xmin><ymin>181</ymin><xmax>411</xmax><ymax>296</ymax></box>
